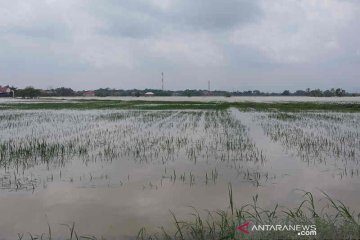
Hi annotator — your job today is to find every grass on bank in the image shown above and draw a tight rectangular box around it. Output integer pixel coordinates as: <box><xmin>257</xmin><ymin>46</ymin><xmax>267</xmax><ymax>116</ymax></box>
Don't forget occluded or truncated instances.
<box><xmin>1</xmin><ymin>99</ymin><xmax>360</xmax><ymax>112</ymax></box>
<box><xmin>20</xmin><ymin>188</ymin><xmax>360</xmax><ymax>240</ymax></box>
<box><xmin>136</xmin><ymin>187</ymin><xmax>360</xmax><ymax>240</ymax></box>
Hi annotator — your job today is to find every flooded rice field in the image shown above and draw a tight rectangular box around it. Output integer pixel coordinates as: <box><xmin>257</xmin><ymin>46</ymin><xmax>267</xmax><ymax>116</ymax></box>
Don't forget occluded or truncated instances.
<box><xmin>0</xmin><ymin>109</ymin><xmax>359</xmax><ymax>238</ymax></box>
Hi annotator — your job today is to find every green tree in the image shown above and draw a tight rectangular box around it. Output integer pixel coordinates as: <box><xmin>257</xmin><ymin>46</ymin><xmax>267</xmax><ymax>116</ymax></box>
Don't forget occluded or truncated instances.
<box><xmin>335</xmin><ymin>88</ymin><xmax>346</xmax><ymax>97</ymax></box>
<box><xmin>281</xmin><ymin>90</ymin><xmax>291</xmax><ymax>96</ymax></box>
<box><xmin>324</xmin><ymin>90</ymin><xmax>333</xmax><ymax>97</ymax></box>
<box><xmin>16</xmin><ymin>87</ymin><xmax>41</xmax><ymax>98</ymax></box>
<box><xmin>54</xmin><ymin>87</ymin><xmax>75</xmax><ymax>96</ymax></box>
<box><xmin>309</xmin><ymin>89</ymin><xmax>323</xmax><ymax>97</ymax></box>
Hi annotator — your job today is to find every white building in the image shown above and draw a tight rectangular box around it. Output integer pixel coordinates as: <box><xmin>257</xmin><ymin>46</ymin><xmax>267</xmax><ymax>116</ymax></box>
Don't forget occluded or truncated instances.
<box><xmin>145</xmin><ymin>92</ymin><xmax>154</xmax><ymax>97</ymax></box>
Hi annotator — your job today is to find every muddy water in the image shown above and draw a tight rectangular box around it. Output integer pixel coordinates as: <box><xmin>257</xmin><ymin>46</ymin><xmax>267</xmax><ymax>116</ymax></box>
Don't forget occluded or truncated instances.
<box><xmin>0</xmin><ymin>109</ymin><xmax>359</xmax><ymax>239</ymax></box>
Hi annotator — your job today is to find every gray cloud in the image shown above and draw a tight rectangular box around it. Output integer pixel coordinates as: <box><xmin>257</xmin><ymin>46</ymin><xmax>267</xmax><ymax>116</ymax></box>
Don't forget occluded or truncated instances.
<box><xmin>86</xmin><ymin>0</ymin><xmax>163</xmax><ymax>38</ymax></box>
<box><xmin>90</xmin><ymin>0</ymin><xmax>261</xmax><ymax>38</ymax></box>
<box><xmin>169</xmin><ymin>0</ymin><xmax>261</xmax><ymax>31</ymax></box>
<box><xmin>1</xmin><ymin>23</ymin><xmax>68</xmax><ymax>39</ymax></box>
<box><xmin>0</xmin><ymin>0</ymin><xmax>359</xmax><ymax>92</ymax></box>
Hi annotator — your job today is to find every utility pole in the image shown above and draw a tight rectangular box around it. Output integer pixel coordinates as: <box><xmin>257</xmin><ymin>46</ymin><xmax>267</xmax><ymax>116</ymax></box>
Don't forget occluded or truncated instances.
<box><xmin>207</xmin><ymin>80</ymin><xmax>211</xmax><ymax>96</ymax></box>
<box><xmin>162</xmin><ymin>72</ymin><xmax>164</xmax><ymax>91</ymax></box>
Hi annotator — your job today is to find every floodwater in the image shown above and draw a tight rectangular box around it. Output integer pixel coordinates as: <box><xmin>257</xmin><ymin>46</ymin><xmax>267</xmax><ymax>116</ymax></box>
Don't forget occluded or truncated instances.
<box><xmin>0</xmin><ymin>109</ymin><xmax>359</xmax><ymax>239</ymax></box>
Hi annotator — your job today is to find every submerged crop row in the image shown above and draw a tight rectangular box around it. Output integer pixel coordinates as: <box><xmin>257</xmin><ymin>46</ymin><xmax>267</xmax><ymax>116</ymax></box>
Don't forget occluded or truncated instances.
<box><xmin>257</xmin><ymin>112</ymin><xmax>360</xmax><ymax>178</ymax></box>
<box><xmin>0</xmin><ymin>110</ymin><xmax>266</xmax><ymax>191</ymax></box>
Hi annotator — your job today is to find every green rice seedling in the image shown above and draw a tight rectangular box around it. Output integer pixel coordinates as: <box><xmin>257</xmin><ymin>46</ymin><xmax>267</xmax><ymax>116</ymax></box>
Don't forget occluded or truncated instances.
<box><xmin>257</xmin><ymin>111</ymin><xmax>360</xmax><ymax>177</ymax></box>
<box><xmin>135</xmin><ymin>190</ymin><xmax>360</xmax><ymax>240</ymax></box>
<box><xmin>17</xmin><ymin>190</ymin><xmax>360</xmax><ymax>239</ymax></box>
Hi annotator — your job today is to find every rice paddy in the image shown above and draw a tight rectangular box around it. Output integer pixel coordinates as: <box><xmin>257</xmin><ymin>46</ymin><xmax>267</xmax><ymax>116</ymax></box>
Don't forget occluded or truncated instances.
<box><xmin>258</xmin><ymin>112</ymin><xmax>360</xmax><ymax>178</ymax></box>
<box><xmin>0</xmin><ymin>99</ymin><xmax>360</xmax><ymax>239</ymax></box>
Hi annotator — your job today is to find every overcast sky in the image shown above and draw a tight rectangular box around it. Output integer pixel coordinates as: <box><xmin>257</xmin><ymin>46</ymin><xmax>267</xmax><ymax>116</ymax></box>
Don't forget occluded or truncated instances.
<box><xmin>0</xmin><ymin>0</ymin><xmax>359</xmax><ymax>91</ymax></box>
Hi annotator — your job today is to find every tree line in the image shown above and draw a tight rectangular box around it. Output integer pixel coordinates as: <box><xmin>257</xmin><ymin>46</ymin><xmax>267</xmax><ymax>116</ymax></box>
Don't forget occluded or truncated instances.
<box><xmin>5</xmin><ymin>86</ymin><xmax>359</xmax><ymax>98</ymax></box>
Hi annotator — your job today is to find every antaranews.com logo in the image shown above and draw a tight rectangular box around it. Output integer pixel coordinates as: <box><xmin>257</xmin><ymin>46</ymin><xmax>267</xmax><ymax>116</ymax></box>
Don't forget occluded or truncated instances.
<box><xmin>237</xmin><ymin>221</ymin><xmax>317</xmax><ymax>237</ymax></box>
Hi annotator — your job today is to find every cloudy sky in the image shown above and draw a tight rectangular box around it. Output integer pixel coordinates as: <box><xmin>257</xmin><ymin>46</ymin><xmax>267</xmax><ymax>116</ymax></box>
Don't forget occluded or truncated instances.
<box><xmin>0</xmin><ymin>0</ymin><xmax>359</xmax><ymax>91</ymax></box>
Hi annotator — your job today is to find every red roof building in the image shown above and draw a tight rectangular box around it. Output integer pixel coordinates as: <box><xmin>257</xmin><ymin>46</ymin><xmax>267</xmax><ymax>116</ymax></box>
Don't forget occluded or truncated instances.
<box><xmin>0</xmin><ymin>87</ymin><xmax>13</xmax><ymax>97</ymax></box>
<box><xmin>83</xmin><ymin>91</ymin><xmax>95</xmax><ymax>97</ymax></box>
<box><xmin>0</xmin><ymin>87</ymin><xmax>11</xmax><ymax>93</ymax></box>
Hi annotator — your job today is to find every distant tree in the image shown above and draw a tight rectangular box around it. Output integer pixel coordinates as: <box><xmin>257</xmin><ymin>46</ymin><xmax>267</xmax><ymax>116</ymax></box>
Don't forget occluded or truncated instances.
<box><xmin>281</xmin><ymin>90</ymin><xmax>291</xmax><ymax>96</ymax></box>
<box><xmin>224</xmin><ymin>92</ymin><xmax>232</xmax><ymax>97</ymax></box>
<box><xmin>335</xmin><ymin>88</ymin><xmax>346</xmax><ymax>97</ymax></box>
<box><xmin>324</xmin><ymin>90</ymin><xmax>333</xmax><ymax>97</ymax></box>
<box><xmin>95</xmin><ymin>88</ymin><xmax>112</xmax><ymax>97</ymax></box>
<box><xmin>16</xmin><ymin>87</ymin><xmax>41</xmax><ymax>98</ymax></box>
<box><xmin>330</xmin><ymin>88</ymin><xmax>336</xmax><ymax>96</ymax></box>
<box><xmin>309</xmin><ymin>89</ymin><xmax>323</xmax><ymax>97</ymax></box>
<box><xmin>9</xmin><ymin>86</ymin><xmax>354</xmax><ymax>98</ymax></box>
<box><xmin>54</xmin><ymin>87</ymin><xmax>75</xmax><ymax>96</ymax></box>
<box><xmin>294</xmin><ymin>90</ymin><xmax>306</xmax><ymax>96</ymax></box>
<box><xmin>184</xmin><ymin>89</ymin><xmax>195</xmax><ymax>97</ymax></box>
<box><xmin>244</xmin><ymin>91</ymin><xmax>252</xmax><ymax>96</ymax></box>
<box><xmin>142</xmin><ymin>89</ymin><xmax>172</xmax><ymax>96</ymax></box>
<box><xmin>253</xmin><ymin>90</ymin><xmax>261</xmax><ymax>96</ymax></box>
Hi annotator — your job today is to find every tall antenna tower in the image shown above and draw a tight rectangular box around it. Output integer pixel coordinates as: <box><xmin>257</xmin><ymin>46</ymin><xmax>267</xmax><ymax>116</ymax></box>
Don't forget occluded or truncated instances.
<box><xmin>162</xmin><ymin>72</ymin><xmax>164</xmax><ymax>91</ymax></box>
<box><xmin>208</xmin><ymin>80</ymin><xmax>210</xmax><ymax>92</ymax></box>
